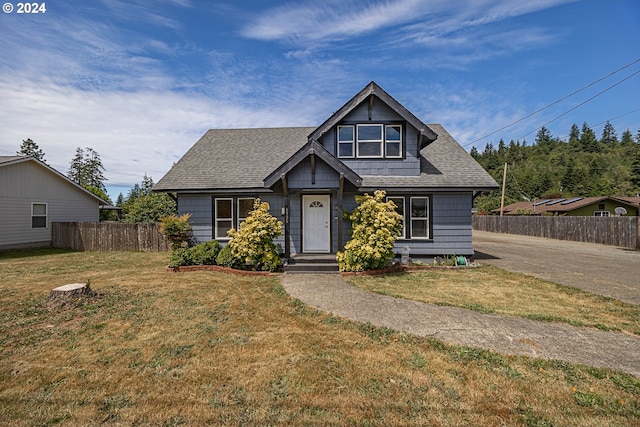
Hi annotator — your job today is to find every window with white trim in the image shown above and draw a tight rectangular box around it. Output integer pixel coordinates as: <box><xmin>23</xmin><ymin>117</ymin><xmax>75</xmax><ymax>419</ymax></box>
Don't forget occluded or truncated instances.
<box><xmin>338</xmin><ymin>124</ymin><xmax>403</xmax><ymax>158</ymax></box>
<box><xmin>337</xmin><ymin>125</ymin><xmax>354</xmax><ymax>158</ymax></box>
<box><xmin>215</xmin><ymin>198</ymin><xmax>233</xmax><ymax>239</ymax></box>
<box><xmin>410</xmin><ymin>197</ymin><xmax>429</xmax><ymax>239</ymax></box>
<box><xmin>31</xmin><ymin>203</ymin><xmax>47</xmax><ymax>228</ymax></box>
<box><xmin>386</xmin><ymin>196</ymin><xmax>405</xmax><ymax>239</ymax></box>
<box><xmin>357</xmin><ymin>124</ymin><xmax>383</xmax><ymax>157</ymax></box>
<box><xmin>593</xmin><ymin>211</ymin><xmax>610</xmax><ymax>217</ymax></box>
<box><xmin>238</xmin><ymin>198</ymin><xmax>255</xmax><ymax>225</ymax></box>
<box><xmin>385</xmin><ymin>125</ymin><xmax>402</xmax><ymax>157</ymax></box>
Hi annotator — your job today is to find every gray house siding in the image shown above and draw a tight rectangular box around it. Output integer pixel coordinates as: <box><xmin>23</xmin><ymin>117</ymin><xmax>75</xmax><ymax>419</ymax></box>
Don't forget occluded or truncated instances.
<box><xmin>318</xmin><ymin>98</ymin><xmax>421</xmax><ymax>177</ymax></box>
<box><xmin>338</xmin><ymin>192</ymin><xmax>473</xmax><ymax>258</ymax></box>
<box><xmin>178</xmin><ymin>192</ymin><xmax>287</xmax><ymax>250</ymax></box>
<box><xmin>0</xmin><ymin>159</ymin><xmax>101</xmax><ymax>250</ymax></box>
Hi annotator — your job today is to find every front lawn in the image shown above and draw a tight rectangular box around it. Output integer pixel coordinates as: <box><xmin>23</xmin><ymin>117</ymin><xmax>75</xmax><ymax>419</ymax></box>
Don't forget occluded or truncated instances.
<box><xmin>0</xmin><ymin>251</ymin><xmax>638</xmax><ymax>426</ymax></box>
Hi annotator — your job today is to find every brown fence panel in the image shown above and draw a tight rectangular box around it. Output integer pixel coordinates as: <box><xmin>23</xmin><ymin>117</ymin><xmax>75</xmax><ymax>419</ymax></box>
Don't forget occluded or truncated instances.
<box><xmin>52</xmin><ymin>222</ymin><xmax>168</xmax><ymax>252</ymax></box>
<box><xmin>472</xmin><ymin>216</ymin><xmax>640</xmax><ymax>250</ymax></box>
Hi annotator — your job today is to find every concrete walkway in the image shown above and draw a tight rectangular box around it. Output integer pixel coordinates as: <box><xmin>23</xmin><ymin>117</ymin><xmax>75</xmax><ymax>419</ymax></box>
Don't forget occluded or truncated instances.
<box><xmin>281</xmin><ymin>273</ymin><xmax>640</xmax><ymax>377</ymax></box>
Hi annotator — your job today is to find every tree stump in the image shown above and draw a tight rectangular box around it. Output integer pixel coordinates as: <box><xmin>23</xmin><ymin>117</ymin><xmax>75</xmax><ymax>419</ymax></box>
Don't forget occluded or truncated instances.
<box><xmin>47</xmin><ymin>283</ymin><xmax>96</xmax><ymax>306</ymax></box>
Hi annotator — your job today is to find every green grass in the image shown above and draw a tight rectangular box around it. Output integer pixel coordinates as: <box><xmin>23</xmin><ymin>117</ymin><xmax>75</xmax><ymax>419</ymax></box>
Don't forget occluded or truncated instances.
<box><xmin>0</xmin><ymin>250</ymin><xmax>638</xmax><ymax>426</ymax></box>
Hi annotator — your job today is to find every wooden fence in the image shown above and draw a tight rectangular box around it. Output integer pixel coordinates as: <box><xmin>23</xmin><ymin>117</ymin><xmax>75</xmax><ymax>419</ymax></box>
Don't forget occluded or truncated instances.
<box><xmin>472</xmin><ymin>216</ymin><xmax>640</xmax><ymax>250</ymax></box>
<box><xmin>52</xmin><ymin>222</ymin><xmax>168</xmax><ymax>252</ymax></box>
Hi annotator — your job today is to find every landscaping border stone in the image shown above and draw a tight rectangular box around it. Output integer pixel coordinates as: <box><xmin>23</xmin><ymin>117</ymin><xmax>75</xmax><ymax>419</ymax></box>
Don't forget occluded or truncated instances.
<box><xmin>165</xmin><ymin>265</ymin><xmax>274</xmax><ymax>276</ymax></box>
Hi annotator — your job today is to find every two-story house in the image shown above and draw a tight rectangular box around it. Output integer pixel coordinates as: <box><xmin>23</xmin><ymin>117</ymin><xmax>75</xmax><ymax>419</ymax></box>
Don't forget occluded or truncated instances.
<box><xmin>154</xmin><ymin>82</ymin><xmax>498</xmax><ymax>260</ymax></box>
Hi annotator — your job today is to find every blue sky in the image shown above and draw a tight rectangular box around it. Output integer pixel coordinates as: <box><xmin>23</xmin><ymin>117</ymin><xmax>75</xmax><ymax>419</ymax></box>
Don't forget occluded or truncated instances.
<box><xmin>1</xmin><ymin>0</ymin><xmax>639</xmax><ymax>201</ymax></box>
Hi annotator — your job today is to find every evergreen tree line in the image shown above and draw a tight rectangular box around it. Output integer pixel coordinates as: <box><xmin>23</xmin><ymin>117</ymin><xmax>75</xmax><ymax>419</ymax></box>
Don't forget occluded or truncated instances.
<box><xmin>470</xmin><ymin>122</ymin><xmax>640</xmax><ymax>213</ymax></box>
<box><xmin>16</xmin><ymin>138</ymin><xmax>176</xmax><ymax>222</ymax></box>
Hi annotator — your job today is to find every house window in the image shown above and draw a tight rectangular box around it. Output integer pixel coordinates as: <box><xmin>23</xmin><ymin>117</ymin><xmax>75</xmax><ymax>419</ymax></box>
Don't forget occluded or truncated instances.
<box><xmin>338</xmin><ymin>124</ymin><xmax>403</xmax><ymax>159</ymax></box>
<box><xmin>238</xmin><ymin>198</ymin><xmax>255</xmax><ymax>225</ymax></box>
<box><xmin>357</xmin><ymin>124</ymin><xmax>383</xmax><ymax>157</ymax></box>
<box><xmin>31</xmin><ymin>203</ymin><xmax>47</xmax><ymax>228</ymax></box>
<box><xmin>386</xmin><ymin>196</ymin><xmax>405</xmax><ymax>239</ymax></box>
<box><xmin>337</xmin><ymin>125</ymin><xmax>354</xmax><ymax>158</ymax></box>
<box><xmin>215</xmin><ymin>198</ymin><xmax>233</xmax><ymax>239</ymax></box>
<box><xmin>385</xmin><ymin>125</ymin><xmax>402</xmax><ymax>158</ymax></box>
<box><xmin>410</xmin><ymin>197</ymin><xmax>429</xmax><ymax>239</ymax></box>
<box><xmin>594</xmin><ymin>211</ymin><xmax>610</xmax><ymax>217</ymax></box>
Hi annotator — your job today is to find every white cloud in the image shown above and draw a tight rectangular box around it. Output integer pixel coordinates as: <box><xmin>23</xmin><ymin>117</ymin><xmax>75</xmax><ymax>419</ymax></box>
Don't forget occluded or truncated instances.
<box><xmin>242</xmin><ymin>0</ymin><xmax>575</xmax><ymax>45</ymax></box>
<box><xmin>0</xmin><ymin>76</ymin><xmax>318</xmax><ymax>188</ymax></box>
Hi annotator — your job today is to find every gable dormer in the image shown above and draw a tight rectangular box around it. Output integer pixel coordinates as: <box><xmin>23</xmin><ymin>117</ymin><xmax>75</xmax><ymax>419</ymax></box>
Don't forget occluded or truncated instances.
<box><xmin>309</xmin><ymin>82</ymin><xmax>438</xmax><ymax>177</ymax></box>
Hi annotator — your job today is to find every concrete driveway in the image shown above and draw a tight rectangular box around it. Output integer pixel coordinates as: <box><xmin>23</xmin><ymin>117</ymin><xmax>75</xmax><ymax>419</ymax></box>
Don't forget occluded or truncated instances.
<box><xmin>473</xmin><ymin>230</ymin><xmax>640</xmax><ymax>305</ymax></box>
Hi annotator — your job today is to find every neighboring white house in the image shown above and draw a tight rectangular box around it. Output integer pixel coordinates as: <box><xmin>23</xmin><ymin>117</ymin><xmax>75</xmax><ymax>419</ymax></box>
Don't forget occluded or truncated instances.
<box><xmin>0</xmin><ymin>156</ymin><xmax>109</xmax><ymax>250</ymax></box>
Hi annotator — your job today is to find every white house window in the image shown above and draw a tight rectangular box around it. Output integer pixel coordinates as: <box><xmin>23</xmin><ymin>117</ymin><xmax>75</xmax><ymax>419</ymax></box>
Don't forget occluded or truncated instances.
<box><xmin>593</xmin><ymin>211</ymin><xmax>610</xmax><ymax>217</ymax></box>
<box><xmin>238</xmin><ymin>198</ymin><xmax>255</xmax><ymax>225</ymax></box>
<box><xmin>339</xmin><ymin>124</ymin><xmax>403</xmax><ymax>159</ymax></box>
<box><xmin>337</xmin><ymin>125</ymin><xmax>354</xmax><ymax>158</ymax></box>
<box><xmin>357</xmin><ymin>124</ymin><xmax>383</xmax><ymax>157</ymax></box>
<box><xmin>215</xmin><ymin>198</ymin><xmax>233</xmax><ymax>239</ymax></box>
<box><xmin>385</xmin><ymin>125</ymin><xmax>402</xmax><ymax>157</ymax></box>
<box><xmin>31</xmin><ymin>203</ymin><xmax>47</xmax><ymax>228</ymax></box>
<box><xmin>410</xmin><ymin>197</ymin><xmax>429</xmax><ymax>239</ymax></box>
<box><xmin>386</xmin><ymin>196</ymin><xmax>405</xmax><ymax>239</ymax></box>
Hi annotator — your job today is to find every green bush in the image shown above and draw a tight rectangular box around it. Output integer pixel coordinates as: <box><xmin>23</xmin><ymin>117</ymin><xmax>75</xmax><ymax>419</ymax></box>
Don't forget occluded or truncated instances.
<box><xmin>215</xmin><ymin>244</ymin><xmax>235</xmax><ymax>268</ymax></box>
<box><xmin>169</xmin><ymin>247</ymin><xmax>192</xmax><ymax>268</ymax></box>
<box><xmin>227</xmin><ymin>199</ymin><xmax>283</xmax><ymax>272</ymax></box>
<box><xmin>168</xmin><ymin>240</ymin><xmax>223</xmax><ymax>268</ymax></box>
<box><xmin>190</xmin><ymin>240</ymin><xmax>220</xmax><ymax>265</ymax></box>
<box><xmin>159</xmin><ymin>214</ymin><xmax>192</xmax><ymax>250</ymax></box>
<box><xmin>190</xmin><ymin>240</ymin><xmax>222</xmax><ymax>265</ymax></box>
<box><xmin>337</xmin><ymin>190</ymin><xmax>402</xmax><ymax>272</ymax></box>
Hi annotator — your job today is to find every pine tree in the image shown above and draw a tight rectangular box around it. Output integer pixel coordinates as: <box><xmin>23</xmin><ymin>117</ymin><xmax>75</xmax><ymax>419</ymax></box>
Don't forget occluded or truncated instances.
<box><xmin>580</xmin><ymin>122</ymin><xmax>599</xmax><ymax>153</ymax></box>
<box><xmin>141</xmin><ymin>174</ymin><xmax>154</xmax><ymax>196</ymax></box>
<box><xmin>621</xmin><ymin>129</ymin><xmax>634</xmax><ymax>146</ymax></box>
<box><xmin>68</xmin><ymin>147</ymin><xmax>107</xmax><ymax>192</ymax></box>
<box><xmin>600</xmin><ymin>121</ymin><xmax>618</xmax><ymax>145</ymax></box>
<box><xmin>631</xmin><ymin>149</ymin><xmax>640</xmax><ymax>192</ymax></box>
<box><xmin>17</xmin><ymin>138</ymin><xmax>46</xmax><ymax>162</ymax></box>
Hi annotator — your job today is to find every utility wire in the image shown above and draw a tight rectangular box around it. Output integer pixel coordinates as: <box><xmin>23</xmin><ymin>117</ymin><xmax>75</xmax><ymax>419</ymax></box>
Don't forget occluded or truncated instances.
<box><xmin>515</xmin><ymin>68</ymin><xmax>640</xmax><ymax>141</ymax></box>
<box><xmin>464</xmin><ymin>57</ymin><xmax>640</xmax><ymax>147</ymax></box>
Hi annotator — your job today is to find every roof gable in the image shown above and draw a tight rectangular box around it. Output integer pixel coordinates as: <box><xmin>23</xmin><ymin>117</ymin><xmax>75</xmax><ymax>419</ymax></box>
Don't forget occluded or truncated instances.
<box><xmin>0</xmin><ymin>156</ymin><xmax>110</xmax><ymax>205</ymax></box>
<box><xmin>308</xmin><ymin>81</ymin><xmax>438</xmax><ymax>148</ymax></box>
<box><xmin>264</xmin><ymin>139</ymin><xmax>362</xmax><ymax>188</ymax></box>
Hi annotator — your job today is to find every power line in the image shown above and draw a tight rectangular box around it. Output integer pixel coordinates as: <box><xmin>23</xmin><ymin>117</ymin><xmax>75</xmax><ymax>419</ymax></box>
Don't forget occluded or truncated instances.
<box><xmin>463</xmin><ymin>57</ymin><xmax>640</xmax><ymax>147</ymax></box>
<box><xmin>515</xmin><ymin>68</ymin><xmax>640</xmax><ymax>141</ymax></box>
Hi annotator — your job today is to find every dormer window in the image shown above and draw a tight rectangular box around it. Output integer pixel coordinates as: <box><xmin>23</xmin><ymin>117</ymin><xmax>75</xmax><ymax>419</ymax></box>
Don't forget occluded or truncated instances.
<box><xmin>337</xmin><ymin>124</ymin><xmax>403</xmax><ymax>159</ymax></box>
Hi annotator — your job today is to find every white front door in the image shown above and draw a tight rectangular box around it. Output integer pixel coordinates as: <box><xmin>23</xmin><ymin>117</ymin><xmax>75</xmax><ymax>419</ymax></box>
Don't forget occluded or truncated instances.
<box><xmin>303</xmin><ymin>195</ymin><xmax>331</xmax><ymax>252</ymax></box>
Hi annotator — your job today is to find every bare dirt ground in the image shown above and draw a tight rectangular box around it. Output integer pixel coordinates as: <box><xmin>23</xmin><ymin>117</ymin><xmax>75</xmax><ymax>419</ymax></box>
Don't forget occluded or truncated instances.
<box><xmin>473</xmin><ymin>230</ymin><xmax>640</xmax><ymax>305</ymax></box>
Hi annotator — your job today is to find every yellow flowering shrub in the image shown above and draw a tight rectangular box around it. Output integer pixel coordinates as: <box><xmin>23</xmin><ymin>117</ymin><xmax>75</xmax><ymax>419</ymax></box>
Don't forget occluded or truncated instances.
<box><xmin>336</xmin><ymin>190</ymin><xmax>402</xmax><ymax>271</ymax></box>
<box><xmin>227</xmin><ymin>199</ymin><xmax>283</xmax><ymax>272</ymax></box>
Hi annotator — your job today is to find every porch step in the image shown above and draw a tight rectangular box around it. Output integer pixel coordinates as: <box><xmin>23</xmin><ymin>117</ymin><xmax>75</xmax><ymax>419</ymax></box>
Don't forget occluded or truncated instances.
<box><xmin>285</xmin><ymin>254</ymin><xmax>340</xmax><ymax>273</ymax></box>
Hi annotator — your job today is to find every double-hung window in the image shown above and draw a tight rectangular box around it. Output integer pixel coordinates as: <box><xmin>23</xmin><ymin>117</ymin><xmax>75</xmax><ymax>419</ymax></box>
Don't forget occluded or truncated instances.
<box><xmin>386</xmin><ymin>196</ymin><xmax>405</xmax><ymax>239</ymax></box>
<box><xmin>410</xmin><ymin>197</ymin><xmax>429</xmax><ymax>239</ymax></box>
<box><xmin>31</xmin><ymin>203</ymin><xmax>47</xmax><ymax>228</ymax></box>
<box><xmin>238</xmin><ymin>198</ymin><xmax>255</xmax><ymax>225</ymax></box>
<box><xmin>337</xmin><ymin>125</ymin><xmax>355</xmax><ymax>158</ymax></box>
<box><xmin>357</xmin><ymin>124</ymin><xmax>383</xmax><ymax>157</ymax></box>
<box><xmin>385</xmin><ymin>125</ymin><xmax>402</xmax><ymax>157</ymax></box>
<box><xmin>338</xmin><ymin>124</ymin><xmax>403</xmax><ymax>158</ymax></box>
<box><xmin>215</xmin><ymin>198</ymin><xmax>233</xmax><ymax>239</ymax></box>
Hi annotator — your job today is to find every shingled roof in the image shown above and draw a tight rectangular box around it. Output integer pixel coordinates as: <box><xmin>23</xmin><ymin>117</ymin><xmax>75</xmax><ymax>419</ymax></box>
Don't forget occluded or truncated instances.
<box><xmin>359</xmin><ymin>124</ymin><xmax>498</xmax><ymax>191</ymax></box>
<box><xmin>154</xmin><ymin>127</ymin><xmax>316</xmax><ymax>192</ymax></box>
<box><xmin>154</xmin><ymin>124</ymin><xmax>498</xmax><ymax>193</ymax></box>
